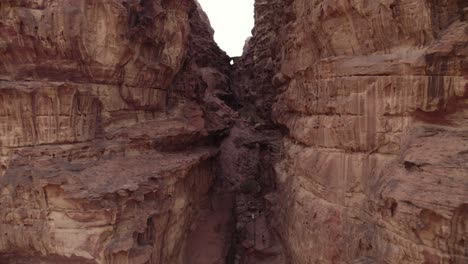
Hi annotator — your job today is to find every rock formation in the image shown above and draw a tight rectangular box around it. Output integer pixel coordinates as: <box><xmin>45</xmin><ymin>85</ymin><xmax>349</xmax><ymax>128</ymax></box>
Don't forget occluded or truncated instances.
<box><xmin>240</xmin><ymin>0</ymin><xmax>468</xmax><ymax>263</ymax></box>
<box><xmin>0</xmin><ymin>0</ymin><xmax>234</xmax><ymax>263</ymax></box>
<box><xmin>1</xmin><ymin>0</ymin><xmax>467</xmax><ymax>263</ymax></box>
<box><xmin>231</xmin><ymin>0</ymin><xmax>289</xmax><ymax>122</ymax></box>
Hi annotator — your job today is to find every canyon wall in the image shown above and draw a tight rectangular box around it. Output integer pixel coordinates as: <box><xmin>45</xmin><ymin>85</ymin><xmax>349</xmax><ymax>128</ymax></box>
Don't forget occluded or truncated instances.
<box><xmin>1</xmin><ymin>0</ymin><xmax>467</xmax><ymax>263</ymax></box>
<box><xmin>231</xmin><ymin>0</ymin><xmax>288</xmax><ymax>121</ymax></box>
<box><xmin>239</xmin><ymin>0</ymin><xmax>468</xmax><ymax>263</ymax></box>
<box><xmin>0</xmin><ymin>0</ymin><xmax>233</xmax><ymax>263</ymax></box>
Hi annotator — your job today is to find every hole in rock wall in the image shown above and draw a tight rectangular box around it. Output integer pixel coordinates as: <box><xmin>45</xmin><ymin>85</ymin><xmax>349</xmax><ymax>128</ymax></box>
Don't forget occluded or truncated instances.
<box><xmin>197</xmin><ymin>0</ymin><xmax>254</xmax><ymax>57</ymax></box>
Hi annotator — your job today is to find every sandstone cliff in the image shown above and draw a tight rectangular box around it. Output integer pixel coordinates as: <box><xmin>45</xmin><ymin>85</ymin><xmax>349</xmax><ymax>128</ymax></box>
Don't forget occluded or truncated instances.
<box><xmin>1</xmin><ymin>0</ymin><xmax>467</xmax><ymax>263</ymax></box>
<box><xmin>256</xmin><ymin>0</ymin><xmax>467</xmax><ymax>263</ymax></box>
<box><xmin>0</xmin><ymin>0</ymin><xmax>233</xmax><ymax>263</ymax></box>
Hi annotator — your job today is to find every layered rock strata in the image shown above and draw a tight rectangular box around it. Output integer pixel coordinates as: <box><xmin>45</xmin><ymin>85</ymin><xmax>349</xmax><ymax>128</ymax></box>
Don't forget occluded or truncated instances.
<box><xmin>0</xmin><ymin>0</ymin><xmax>233</xmax><ymax>263</ymax></box>
<box><xmin>1</xmin><ymin>0</ymin><xmax>467</xmax><ymax>263</ymax></box>
<box><xmin>241</xmin><ymin>0</ymin><xmax>468</xmax><ymax>263</ymax></box>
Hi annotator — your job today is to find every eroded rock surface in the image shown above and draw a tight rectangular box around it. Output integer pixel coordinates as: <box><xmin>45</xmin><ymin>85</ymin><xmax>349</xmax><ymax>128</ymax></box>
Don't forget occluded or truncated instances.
<box><xmin>231</xmin><ymin>0</ymin><xmax>289</xmax><ymax>122</ymax></box>
<box><xmin>218</xmin><ymin>124</ymin><xmax>286</xmax><ymax>264</ymax></box>
<box><xmin>1</xmin><ymin>0</ymin><xmax>467</xmax><ymax>263</ymax></box>
<box><xmin>0</xmin><ymin>0</ymin><xmax>233</xmax><ymax>263</ymax></box>
<box><xmin>240</xmin><ymin>0</ymin><xmax>468</xmax><ymax>263</ymax></box>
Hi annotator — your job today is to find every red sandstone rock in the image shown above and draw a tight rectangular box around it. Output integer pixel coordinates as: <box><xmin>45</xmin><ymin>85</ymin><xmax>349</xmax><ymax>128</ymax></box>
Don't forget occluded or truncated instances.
<box><xmin>1</xmin><ymin>0</ymin><xmax>467</xmax><ymax>263</ymax></box>
<box><xmin>267</xmin><ymin>0</ymin><xmax>468</xmax><ymax>263</ymax></box>
<box><xmin>0</xmin><ymin>0</ymin><xmax>234</xmax><ymax>263</ymax></box>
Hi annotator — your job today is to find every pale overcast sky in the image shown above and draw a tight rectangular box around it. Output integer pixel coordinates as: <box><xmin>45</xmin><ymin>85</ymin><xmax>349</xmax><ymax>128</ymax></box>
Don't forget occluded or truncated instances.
<box><xmin>197</xmin><ymin>0</ymin><xmax>254</xmax><ymax>57</ymax></box>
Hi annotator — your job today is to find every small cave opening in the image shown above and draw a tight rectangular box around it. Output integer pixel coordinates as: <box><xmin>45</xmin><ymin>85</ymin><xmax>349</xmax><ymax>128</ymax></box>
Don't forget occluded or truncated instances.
<box><xmin>197</xmin><ymin>0</ymin><xmax>254</xmax><ymax>57</ymax></box>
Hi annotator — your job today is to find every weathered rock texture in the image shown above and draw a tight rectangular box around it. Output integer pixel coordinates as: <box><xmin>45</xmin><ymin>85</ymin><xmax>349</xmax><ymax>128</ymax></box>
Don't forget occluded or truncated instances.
<box><xmin>1</xmin><ymin>0</ymin><xmax>468</xmax><ymax>263</ymax></box>
<box><xmin>238</xmin><ymin>0</ymin><xmax>468</xmax><ymax>263</ymax></box>
<box><xmin>218</xmin><ymin>124</ymin><xmax>286</xmax><ymax>264</ymax></box>
<box><xmin>0</xmin><ymin>0</ymin><xmax>233</xmax><ymax>263</ymax></box>
<box><xmin>231</xmin><ymin>0</ymin><xmax>290</xmax><ymax>121</ymax></box>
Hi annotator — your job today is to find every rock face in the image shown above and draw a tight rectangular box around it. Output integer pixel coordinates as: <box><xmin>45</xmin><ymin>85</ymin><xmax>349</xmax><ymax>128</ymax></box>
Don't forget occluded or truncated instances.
<box><xmin>1</xmin><ymin>0</ymin><xmax>468</xmax><ymax>263</ymax></box>
<box><xmin>242</xmin><ymin>0</ymin><xmax>467</xmax><ymax>263</ymax></box>
<box><xmin>218</xmin><ymin>125</ymin><xmax>286</xmax><ymax>264</ymax></box>
<box><xmin>231</xmin><ymin>0</ymin><xmax>289</xmax><ymax>121</ymax></box>
<box><xmin>0</xmin><ymin>0</ymin><xmax>233</xmax><ymax>263</ymax></box>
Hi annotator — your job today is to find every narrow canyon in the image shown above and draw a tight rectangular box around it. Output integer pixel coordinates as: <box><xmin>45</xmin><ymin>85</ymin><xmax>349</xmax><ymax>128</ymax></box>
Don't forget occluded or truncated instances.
<box><xmin>0</xmin><ymin>0</ymin><xmax>467</xmax><ymax>264</ymax></box>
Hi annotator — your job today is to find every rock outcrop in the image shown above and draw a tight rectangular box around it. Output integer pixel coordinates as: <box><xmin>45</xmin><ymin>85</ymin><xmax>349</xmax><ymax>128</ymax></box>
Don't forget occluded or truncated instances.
<box><xmin>231</xmin><ymin>0</ymin><xmax>289</xmax><ymax>122</ymax></box>
<box><xmin>0</xmin><ymin>0</ymin><xmax>233</xmax><ymax>263</ymax></box>
<box><xmin>242</xmin><ymin>0</ymin><xmax>468</xmax><ymax>263</ymax></box>
<box><xmin>1</xmin><ymin>0</ymin><xmax>467</xmax><ymax>263</ymax></box>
